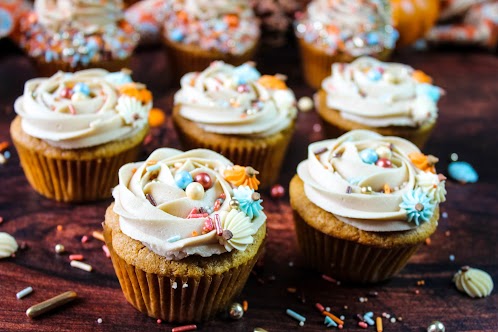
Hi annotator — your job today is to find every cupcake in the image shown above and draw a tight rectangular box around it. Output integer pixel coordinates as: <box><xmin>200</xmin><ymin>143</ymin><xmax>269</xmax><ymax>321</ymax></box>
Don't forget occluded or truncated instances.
<box><xmin>294</xmin><ymin>0</ymin><xmax>398</xmax><ymax>89</ymax></box>
<box><xmin>172</xmin><ymin>61</ymin><xmax>297</xmax><ymax>188</ymax></box>
<box><xmin>11</xmin><ymin>69</ymin><xmax>152</xmax><ymax>202</ymax></box>
<box><xmin>316</xmin><ymin>56</ymin><xmax>442</xmax><ymax>148</ymax></box>
<box><xmin>103</xmin><ymin>148</ymin><xmax>266</xmax><ymax>322</ymax></box>
<box><xmin>18</xmin><ymin>0</ymin><xmax>139</xmax><ymax>76</ymax></box>
<box><xmin>162</xmin><ymin>0</ymin><xmax>260</xmax><ymax>79</ymax></box>
<box><xmin>290</xmin><ymin>130</ymin><xmax>446</xmax><ymax>283</ymax></box>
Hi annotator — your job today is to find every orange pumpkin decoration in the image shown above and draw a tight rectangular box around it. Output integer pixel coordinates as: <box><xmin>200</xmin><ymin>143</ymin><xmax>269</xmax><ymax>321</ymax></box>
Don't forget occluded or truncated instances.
<box><xmin>391</xmin><ymin>0</ymin><xmax>440</xmax><ymax>47</ymax></box>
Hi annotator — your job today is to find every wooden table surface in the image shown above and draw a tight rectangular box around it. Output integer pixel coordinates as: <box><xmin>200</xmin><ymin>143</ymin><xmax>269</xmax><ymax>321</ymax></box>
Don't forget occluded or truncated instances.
<box><xmin>0</xmin><ymin>39</ymin><xmax>497</xmax><ymax>332</ymax></box>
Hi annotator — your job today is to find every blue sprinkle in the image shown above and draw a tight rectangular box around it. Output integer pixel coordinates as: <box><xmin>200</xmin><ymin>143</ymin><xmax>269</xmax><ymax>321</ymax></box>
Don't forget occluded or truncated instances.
<box><xmin>417</xmin><ymin>83</ymin><xmax>441</xmax><ymax>102</ymax></box>
<box><xmin>324</xmin><ymin>316</ymin><xmax>337</xmax><ymax>327</ymax></box>
<box><xmin>364</xmin><ymin>312</ymin><xmax>374</xmax><ymax>318</ymax></box>
<box><xmin>214</xmin><ymin>21</ymin><xmax>228</xmax><ymax>32</ymax></box>
<box><xmin>366</xmin><ymin>33</ymin><xmax>379</xmax><ymax>45</ymax></box>
<box><xmin>73</xmin><ymin>82</ymin><xmax>90</xmax><ymax>96</ymax></box>
<box><xmin>3</xmin><ymin>151</ymin><xmax>10</xmax><ymax>159</ymax></box>
<box><xmin>167</xmin><ymin>235</ymin><xmax>181</xmax><ymax>243</ymax></box>
<box><xmin>364</xmin><ymin>315</ymin><xmax>375</xmax><ymax>326</ymax></box>
<box><xmin>286</xmin><ymin>308</ymin><xmax>306</xmax><ymax>323</ymax></box>
<box><xmin>174</xmin><ymin>170</ymin><xmax>193</xmax><ymax>189</ymax></box>
<box><xmin>359</xmin><ymin>148</ymin><xmax>378</xmax><ymax>164</ymax></box>
<box><xmin>233</xmin><ymin>63</ymin><xmax>261</xmax><ymax>85</ymax></box>
<box><xmin>448</xmin><ymin>161</ymin><xmax>478</xmax><ymax>183</ymax></box>
<box><xmin>367</xmin><ymin>68</ymin><xmax>382</xmax><ymax>81</ymax></box>
<box><xmin>105</xmin><ymin>72</ymin><xmax>132</xmax><ymax>85</ymax></box>
<box><xmin>169</xmin><ymin>28</ymin><xmax>184</xmax><ymax>42</ymax></box>
<box><xmin>146</xmin><ymin>164</ymin><xmax>161</xmax><ymax>172</ymax></box>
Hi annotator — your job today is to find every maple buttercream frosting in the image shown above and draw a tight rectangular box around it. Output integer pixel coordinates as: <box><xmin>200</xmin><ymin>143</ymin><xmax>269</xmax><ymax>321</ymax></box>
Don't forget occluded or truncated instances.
<box><xmin>322</xmin><ymin>57</ymin><xmax>442</xmax><ymax>127</ymax></box>
<box><xmin>174</xmin><ymin>61</ymin><xmax>297</xmax><ymax>137</ymax></box>
<box><xmin>14</xmin><ymin>69</ymin><xmax>152</xmax><ymax>149</ymax></box>
<box><xmin>297</xmin><ymin>130</ymin><xmax>446</xmax><ymax>232</ymax></box>
<box><xmin>112</xmin><ymin>148</ymin><xmax>266</xmax><ymax>260</ymax></box>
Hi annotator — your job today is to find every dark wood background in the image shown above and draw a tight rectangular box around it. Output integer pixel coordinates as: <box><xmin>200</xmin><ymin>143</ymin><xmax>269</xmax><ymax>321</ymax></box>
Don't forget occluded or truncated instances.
<box><xmin>1</xmin><ymin>38</ymin><xmax>497</xmax><ymax>332</ymax></box>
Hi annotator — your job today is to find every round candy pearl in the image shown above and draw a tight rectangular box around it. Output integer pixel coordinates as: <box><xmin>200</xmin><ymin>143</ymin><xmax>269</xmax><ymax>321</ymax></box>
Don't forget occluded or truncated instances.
<box><xmin>185</xmin><ymin>182</ymin><xmax>204</xmax><ymax>200</ymax></box>
<box><xmin>376</xmin><ymin>145</ymin><xmax>392</xmax><ymax>159</ymax></box>
<box><xmin>360</xmin><ymin>148</ymin><xmax>378</xmax><ymax>164</ymax></box>
<box><xmin>228</xmin><ymin>302</ymin><xmax>244</xmax><ymax>320</ymax></box>
<box><xmin>367</xmin><ymin>68</ymin><xmax>382</xmax><ymax>81</ymax></box>
<box><xmin>270</xmin><ymin>184</ymin><xmax>285</xmax><ymax>198</ymax></box>
<box><xmin>60</xmin><ymin>87</ymin><xmax>73</xmax><ymax>99</ymax></box>
<box><xmin>73</xmin><ymin>82</ymin><xmax>91</xmax><ymax>96</ymax></box>
<box><xmin>174</xmin><ymin>170</ymin><xmax>193</xmax><ymax>189</ymax></box>
<box><xmin>427</xmin><ymin>321</ymin><xmax>445</xmax><ymax>332</ymax></box>
<box><xmin>194</xmin><ymin>172</ymin><xmax>212</xmax><ymax>190</ymax></box>
<box><xmin>376</xmin><ymin>158</ymin><xmax>393</xmax><ymax>168</ymax></box>
<box><xmin>71</xmin><ymin>92</ymin><xmax>89</xmax><ymax>102</ymax></box>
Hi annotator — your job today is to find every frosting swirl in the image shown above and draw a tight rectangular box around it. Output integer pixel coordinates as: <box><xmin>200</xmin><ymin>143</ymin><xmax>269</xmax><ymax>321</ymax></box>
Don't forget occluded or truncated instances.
<box><xmin>14</xmin><ymin>69</ymin><xmax>152</xmax><ymax>149</ymax></box>
<box><xmin>322</xmin><ymin>57</ymin><xmax>442</xmax><ymax>127</ymax></box>
<box><xmin>453</xmin><ymin>266</ymin><xmax>494</xmax><ymax>298</ymax></box>
<box><xmin>297</xmin><ymin>130</ymin><xmax>445</xmax><ymax>232</ymax></box>
<box><xmin>0</xmin><ymin>232</ymin><xmax>18</xmax><ymax>259</ymax></box>
<box><xmin>112</xmin><ymin>148</ymin><xmax>266</xmax><ymax>260</ymax></box>
<box><xmin>163</xmin><ymin>0</ymin><xmax>259</xmax><ymax>54</ymax></box>
<box><xmin>174</xmin><ymin>61</ymin><xmax>297</xmax><ymax>137</ymax></box>
<box><xmin>295</xmin><ymin>0</ymin><xmax>398</xmax><ymax>56</ymax></box>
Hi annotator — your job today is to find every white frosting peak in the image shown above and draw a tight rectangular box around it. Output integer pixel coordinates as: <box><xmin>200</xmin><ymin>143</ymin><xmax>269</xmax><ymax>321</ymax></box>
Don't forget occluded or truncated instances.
<box><xmin>453</xmin><ymin>267</ymin><xmax>494</xmax><ymax>298</ymax></box>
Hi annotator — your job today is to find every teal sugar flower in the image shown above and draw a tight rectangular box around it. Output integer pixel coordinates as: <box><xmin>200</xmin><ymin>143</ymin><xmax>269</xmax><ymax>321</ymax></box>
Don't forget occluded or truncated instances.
<box><xmin>399</xmin><ymin>188</ymin><xmax>435</xmax><ymax>226</ymax></box>
<box><xmin>233</xmin><ymin>186</ymin><xmax>263</xmax><ymax>220</ymax></box>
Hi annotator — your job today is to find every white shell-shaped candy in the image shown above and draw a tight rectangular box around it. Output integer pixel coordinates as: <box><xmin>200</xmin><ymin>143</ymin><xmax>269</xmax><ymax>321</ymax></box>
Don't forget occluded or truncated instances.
<box><xmin>219</xmin><ymin>210</ymin><xmax>254</xmax><ymax>252</ymax></box>
<box><xmin>0</xmin><ymin>232</ymin><xmax>18</xmax><ymax>259</ymax></box>
<box><xmin>453</xmin><ymin>267</ymin><xmax>494</xmax><ymax>298</ymax></box>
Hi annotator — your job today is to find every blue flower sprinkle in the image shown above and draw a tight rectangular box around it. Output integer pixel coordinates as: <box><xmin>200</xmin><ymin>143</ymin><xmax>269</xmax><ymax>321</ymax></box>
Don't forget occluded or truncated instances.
<box><xmin>417</xmin><ymin>83</ymin><xmax>441</xmax><ymax>102</ymax></box>
<box><xmin>233</xmin><ymin>186</ymin><xmax>263</xmax><ymax>219</ymax></box>
<box><xmin>399</xmin><ymin>188</ymin><xmax>435</xmax><ymax>226</ymax></box>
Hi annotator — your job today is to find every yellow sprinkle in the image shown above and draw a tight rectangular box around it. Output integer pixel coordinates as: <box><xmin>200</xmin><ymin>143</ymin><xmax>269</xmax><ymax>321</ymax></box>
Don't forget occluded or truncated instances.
<box><xmin>376</xmin><ymin>316</ymin><xmax>383</xmax><ymax>332</ymax></box>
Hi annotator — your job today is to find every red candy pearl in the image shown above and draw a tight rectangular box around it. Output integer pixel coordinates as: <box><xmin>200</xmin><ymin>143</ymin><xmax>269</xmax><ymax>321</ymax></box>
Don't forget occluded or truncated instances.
<box><xmin>270</xmin><ymin>184</ymin><xmax>285</xmax><ymax>198</ymax></box>
<box><xmin>60</xmin><ymin>87</ymin><xmax>73</xmax><ymax>99</ymax></box>
<box><xmin>376</xmin><ymin>158</ymin><xmax>392</xmax><ymax>168</ymax></box>
<box><xmin>194</xmin><ymin>172</ymin><xmax>212</xmax><ymax>190</ymax></box>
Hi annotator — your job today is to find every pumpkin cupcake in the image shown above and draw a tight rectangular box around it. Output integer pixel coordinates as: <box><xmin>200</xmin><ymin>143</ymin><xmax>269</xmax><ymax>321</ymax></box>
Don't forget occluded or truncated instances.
<box><xmin>172</xmin><ymin>61</ymin><xmax>297</xmax><ymax>188</ymax></box>
<box><xmin>162</xmin><ymin>0</ymin><xmax>260</xmax><ymax>79</ymax></box>
<box><xmin>295</xmin><ymin>0</ymin><xmax>398</xmax><ymax>89</ymax></box>
<box><xmin>316</xmin><ymin>56</ymin><xmax>443</xmax><ymax>148</ymax></box>
<box><xmin>290</xmin><ymin>130</ymin><xmax>446</xmax><ymax>283</ymax></box>
<box><xmin>103</xmin><ymin>148</ymin><xmax>266</xmax><ymax>322</ymax></box>
<box><xmin>18</xmin><ymin>0</ymin><xmax>139</xmax><ymax>76</ymax></box>
<box><xmin>11</xmin><ymin>69</ymin><xmax>152</xmax><ymax>202</ymax></box>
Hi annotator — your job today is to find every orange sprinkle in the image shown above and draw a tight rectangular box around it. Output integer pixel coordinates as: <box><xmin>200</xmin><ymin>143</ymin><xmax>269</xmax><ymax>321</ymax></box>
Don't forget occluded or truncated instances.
<box><xmin>242</xmin><ymin>300</ymin><xmax>248</xmax><ymax>312</ymax></box>
<box><xmin>412</xmin><ymin>70</ymin><xmax>433</xmax><ymax>84</ymax></box>
<box><xmin>0</xmin><ymin>141</ymin><xmax>9</xmax><ymax>152</ymax></box>
<box><xmin>224</xmin><ymin>14</ymin><xmax>239</xmax><ymax>27</ymax></box>
<box><xmin>258</xmin><ymin>75</ymin><xmax>287</xmax><ymax>90</ymax></box>
<box><xmin>224</xmin><ymin>166</ymin><xmax>260</xmax><ymax>190</ymax></box>
<box><xmin>323</xmin><ymin>311</ymin><xmax>344</xmax><ymax>325</ymax></box>
<box><xmin>383</xmin><ymin>184</ymin><xmax>391</xmax><ymax>194</ymax></box>
<box><xmin>119</xmin><ymin>84</ymin><xmax>152</xmax><ymax>104</ymax></box>
<box><xmin>191</xmin><ymin>231</ymin><xmax>198</xmax><ymax>237</ymax></box>
<box><xmin>92</xmin><ymin>231</ymin><xmax>105</xmax><ymax>242</ymax></box>
<box><xmin>425</xmin><ymin>238</ymin><xmax>431</xmax><ymax>245</ymax></box>
<box><xmin>148</xmin><ymin>108</ymin><xmax>166</xmax><ymax>127</ymax></box>
<box><xmin>177</xmin><ymin>10</ymin><xmax>189</xmax><ymax>22</ymax></box>
<box><xmin>57</xmin><ymin>225</ymin><xmax>63</xmax><ymax>231</ymax></box>
<box><xmin>409</xmin><ymin>152</ymin><xmax>437</xmax><ymax>173</ymax></box>
<box><xmin>132</xmin><ymin>168</ymin><xmax>137</xmax><ymax>174</ymax></box>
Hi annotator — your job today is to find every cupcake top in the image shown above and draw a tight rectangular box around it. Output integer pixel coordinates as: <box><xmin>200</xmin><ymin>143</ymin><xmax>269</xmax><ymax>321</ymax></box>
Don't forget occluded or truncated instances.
<box><xmin>163</xmin><ymin>0</ymin><xmax>260</xmax><ymax>55</ymax></box>
<box><xmin>14</xmin><ymin>69</ymin><xmax>152</xmax><ymax>149</ymax></box>
<box><xmin>295</xmin><ymin>0</ymin><xmax>398</xmax><ymax>56</ymax></box>
<box><xmin>322</xmin><ymin>57</ymin><xmax>442</xmax><ymax>127</ymax></box>
<box><xmin>112</xmin><ymin>148</ymin><xmax>266</xmax><ymax>260</ymax></box>
<box><xmin>174</xmin><ymin>61</ymin><xmax>297</xmax><ymax>137</ymax></box>
<box><xmin>297</xmin><ymin>130</ymin><xmax>446</xmax><ymax>232</ymax></box>
<box><xmin>19</xmin><ymin>0</ymin><xmax>139</xmax><ymax>67</ymax></box>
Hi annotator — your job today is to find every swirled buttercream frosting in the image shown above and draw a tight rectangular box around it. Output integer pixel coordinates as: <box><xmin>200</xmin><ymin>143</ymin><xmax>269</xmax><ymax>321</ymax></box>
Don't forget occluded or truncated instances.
<box><xmin>296</xmin><ymin>130</ymin><xmax>446</xmax><ymax>232</ymax></box>
<box><xmin>295</xmin><ymin>0</ymin><xmax>398</xmax><ymax>56</ymax></box>
<box><xmin>322</xmin><ymin>57</ymin><xmax>443</xmax><ymax>127</ymax></box>
<box><xmin>453</xmin><ymin>266</ymin><xmax>494</xmax><ymax>298</ymax></box>
<box><xmin>112</xmin><ymin>148</ymin><xmax>266</xmax><ymax>260</ymax></box>
<box><xmin>163</xmin><ymin>0</ymin><xmax>259</xmax><ymax>54</ymax></box>
<box><xmin>14</xmin><ymin>69</ymin><xmax>152</xmax><ymax>149</ymax></box>
<box><xmin>174</xmin><ymin>61</ymin><xmax>297</xmax><ymax>137</ymax></box>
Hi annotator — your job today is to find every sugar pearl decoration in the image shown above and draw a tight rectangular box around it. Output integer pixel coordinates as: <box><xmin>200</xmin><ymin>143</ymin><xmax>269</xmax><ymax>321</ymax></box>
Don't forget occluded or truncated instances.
<box><xmin>73</xmin><ymin>82</ymin><xmax>90</xmax><ymax>96</ymax></box>
<box><xmin>194</xmin><ymin>172</ymin><xmax>212</xmax><ymax>190</ymax></box>
<box><xmin>229</xmin><ymin>199</ymin><xmax>240</xmax><ymax>210</ymax></box>
<box><xmin>376</xmin><ymin>158</ymin><xmax>392</xmax><ymax>168</ymax></box>
<box><xmin>360</xmin><ymin>148</ymin><xmax>378</xmax><ymax>164</ymax></box>
<box><xmin>60</xmin><ymin>87</ymin><xmax>73</xmax><ymax>99</ymax></box>
<box><xmin>376</xmin><ymin>146</ymin><xmax>392</xmax><ymax>159</ymax></box>
<box><xmin>229</xmin><ymin>302</ymin><xmax>244</xmax><ymax>320</ymax></box>
<box><xmin>297</xmin><ymin>96</ymin><xmax>314</xmax><ymax>112</ymax></box>
<box><xmin>55</xmin><ymin>244</ymin><xmax>65</xmax><ymax>254</ymax></box>
<box><xmin>71</xmin><ymin>92</ymin><xmax>89</xmax><ymax>102</ymax></box>
<box><xmin>185</xmin><ymin>182</ymin><xmax>204</xmax><ymax>200</ymax></box>
<box><xmin>427</xmin><ymin>321</ymin><xmax>445</xmax><ymax>332</ymax></box>
<box><xmin>175</xmin><ymin>170</ymin><xmax>193</xmax><ymax>189</ymax></box>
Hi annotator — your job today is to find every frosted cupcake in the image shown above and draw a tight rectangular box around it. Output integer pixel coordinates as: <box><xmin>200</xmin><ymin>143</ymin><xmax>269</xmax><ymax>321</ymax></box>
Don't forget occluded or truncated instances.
<box><xmin>173</xmin><ymin>61</ymin><xmax>297</xmax><ymax>188</ymax></box>
<box><xmin>11</xmin><ymin>69</ymin><xmax>152</xmax><ymax>202</ymax></box>
<box><xmin>295</xmin><ymin>0</ymin><xmax>398</xmax><ymax>89</ymax></box>
<box><xmin>103</xmin><ymin>148</ymin><xmax>266</xmax><ymax>322</ymax></box>
<box><xmin>162</xmin><ymin>0</ymin><xmax>260</xmax><ymax>78</ymax></box>
<box><xmin>18</xmin><ymin>0</ymin><xmax>139</xmax><ymax>76</ymax></box>
<box><xmin>290</xmin><ymin>130</ymin><xmax>446</xmax><ymax>283</ymax></box>
<box><xmin>316</xmin><ymin>57</ymin><xmax>442</xmax><ymax>148</ymax></box>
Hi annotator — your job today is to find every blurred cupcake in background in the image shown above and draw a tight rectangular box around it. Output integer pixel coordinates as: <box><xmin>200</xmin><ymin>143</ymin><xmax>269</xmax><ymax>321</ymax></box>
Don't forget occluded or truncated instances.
<box><xmin>295</xmin><ymin>0</ymin><xmax>398</xmax><ymax>88</ymax></box>
<box><xmin>315</xmin><ymin>56</ymin><xmax>443</xmax><ymax>148</ymax></box>
<box><xmin>162</xmin><ymin>0</ymin><xmax>260</xmax><ymax>79</ymax></box>
<box><xmin>18</xmin><ymin>0</ymin><xmax>139</xmax><ymax>76</ymax></box>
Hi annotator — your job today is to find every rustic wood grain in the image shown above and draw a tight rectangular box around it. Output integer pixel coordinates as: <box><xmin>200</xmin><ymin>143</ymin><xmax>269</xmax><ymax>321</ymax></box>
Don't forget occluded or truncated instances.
<box><xmin>0</xmin><ymin>38</ymin><xmax>497</xmax><ymax>331</ymax></box>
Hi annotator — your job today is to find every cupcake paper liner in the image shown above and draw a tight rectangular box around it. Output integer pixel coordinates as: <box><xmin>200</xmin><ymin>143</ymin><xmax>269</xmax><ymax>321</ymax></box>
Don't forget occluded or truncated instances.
<box><xmin>31</xmin><ymin>56</ymin><xmax>131</xmax><ymax>77</ymax></box>
<box><xmin>173</xmin><ymin>107</ymin><xmax>295</xmax><ymax>188</ymax></box>
<box><xmin>315</xmin><ymin>89</ymin><xmax>436</xmax><ymax>148</ymax></box>
<box><xmin>11</xmin><ymin>116</ymin><xmax>147</xmax><ymax>202</ymax></box>
<box><xmin>164</xmin><ymin>38</ymin><xmax>258</xmax><ymax>80</ymax></box>
<box><xmin>297</xmin><ymin>38</ymin><xmax>392</xmax><ymax>89</ymax></box>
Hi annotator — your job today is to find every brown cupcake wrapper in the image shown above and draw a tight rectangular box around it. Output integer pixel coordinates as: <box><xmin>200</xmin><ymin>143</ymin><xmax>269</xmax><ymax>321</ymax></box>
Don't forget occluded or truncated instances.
<box><xmin>103</xmin><ymin>223</ymin><xmax>262</xmax><ymax>323</ymax></box>
<box><xmin>164</xmin><ymin>39</ymin><xmax>258</xmax><ymax>80</ymax></box>
<box><xmin>293</xmin><ymin>211</ymin><xmax>420</xmax><ymax>283</ymax></box>
<box><xmin>297</xmin><ymin>38</ymin><xmax>392</xmax><ymax>89</ymax></box>
<box><xmin>12</xmin><ymin>137</ymin><xmax>142</xmax><ymax>202</ymax></box>
<box><xmin>31</xmin><ymin>57</ymin><xmax>131</xmax><ymax>77</ymax></box>
<box><xmin>173</xmin><ymin>115</ymin><xmax>294</xmax><ymax>188</ymax></box>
